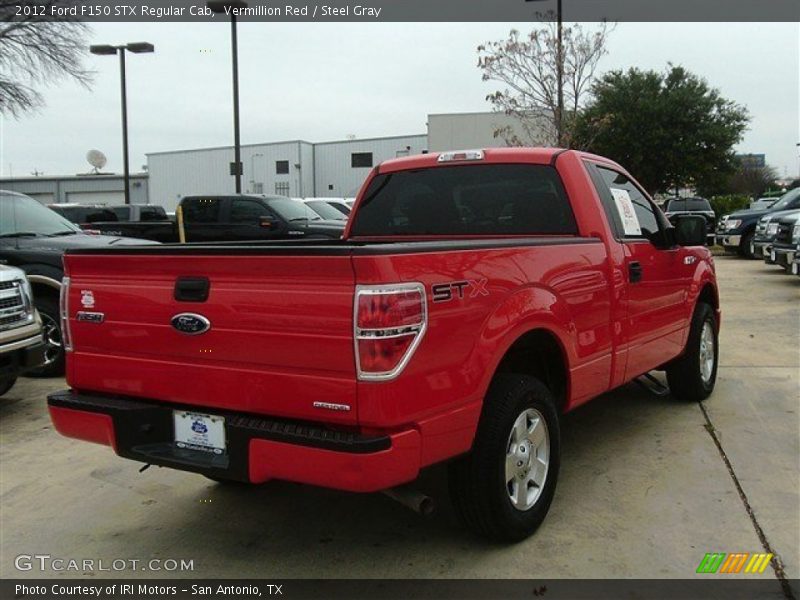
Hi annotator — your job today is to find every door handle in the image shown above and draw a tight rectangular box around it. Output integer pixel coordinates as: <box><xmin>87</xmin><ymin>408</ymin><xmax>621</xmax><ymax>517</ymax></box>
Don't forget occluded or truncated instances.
<box><xmin>629</xmin><ymin>261</ymin><xmax>643</xmax><ymax>283</ymax></box>
<box><xmin>174</xmin><ymin>277</ymin><xmax>210</xmax><ymax>302</ymax></box>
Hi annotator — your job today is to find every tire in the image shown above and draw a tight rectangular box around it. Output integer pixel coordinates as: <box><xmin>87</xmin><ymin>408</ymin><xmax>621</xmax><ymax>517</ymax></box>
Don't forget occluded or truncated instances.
<box><xmin>666</xmin><ymin>302</ymin><xmax>718</xmax><ymax>402</ymax></box>
<box><xmin>448</xmin><ymin>374</ymin><xmax>561</xmax><ymax>542</ymax></box>
<box><xmin>0</xmin><ymin>377</ymin><xmax>17</xmax><ymax>397</ymax></box>
<box><xmin>739</xmin><ymin>230</ymin><xmax>755</xmax><ymax>258</ymax></box>
<box><xmin>26</xmin><ymin>296</ymin><xmax>65</xmax><ymax>378</ymax></box>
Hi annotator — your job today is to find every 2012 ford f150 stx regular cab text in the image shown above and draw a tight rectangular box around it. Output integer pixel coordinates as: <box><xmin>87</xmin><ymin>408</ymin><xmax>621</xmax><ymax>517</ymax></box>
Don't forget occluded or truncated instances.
<box><xmin>48</xmin><ymin>148</ymin><xmax>719</xmax><ymax>541</ymax></box>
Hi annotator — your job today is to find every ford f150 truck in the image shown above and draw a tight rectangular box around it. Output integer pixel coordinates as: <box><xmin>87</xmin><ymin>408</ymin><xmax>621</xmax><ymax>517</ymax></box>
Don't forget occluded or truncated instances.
<box><xmin>47</xmin><ymin>148</ymin><xmax>719</xmax><ymax>541</ymax></box>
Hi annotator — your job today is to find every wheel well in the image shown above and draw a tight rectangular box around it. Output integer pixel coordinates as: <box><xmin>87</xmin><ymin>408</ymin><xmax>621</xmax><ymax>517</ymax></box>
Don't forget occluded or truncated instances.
<box><xmin>495</xmin><ymin>329</ymin><xmax>568</xmax><ymax>412</ymax></box>
<box><xmin>30</xmin><ymin>282</ymin><xmax>59</xmax><ymax>305</ymax></box>
<box><xmin>697</xmin><ymin>283</ymin><xmax>718</xmax><ymax>312</ymax></box>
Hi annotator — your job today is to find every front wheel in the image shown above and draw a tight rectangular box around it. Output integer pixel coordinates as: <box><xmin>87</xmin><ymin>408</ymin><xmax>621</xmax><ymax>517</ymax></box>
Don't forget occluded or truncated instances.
<box><xmin>448</xmin><ymin>374</ymin><xmax>560</xmax><ymax>542</ymax></box>
<box><xmin>666</xmin><ymin>302</ymin><xmax>718</xmax><ymax>402</ymax></box>
<box><xmin>739</xmin><ymin>230</ymin><xmax>755</xmax><ymax>258</ymax></box>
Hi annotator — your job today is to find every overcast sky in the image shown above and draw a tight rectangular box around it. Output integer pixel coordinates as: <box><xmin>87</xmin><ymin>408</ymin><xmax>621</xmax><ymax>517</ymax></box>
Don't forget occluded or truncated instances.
<box><xmin>1</xmin><ymin>21</ymin><xmax>798</xmax><ymax>179</ymax></box>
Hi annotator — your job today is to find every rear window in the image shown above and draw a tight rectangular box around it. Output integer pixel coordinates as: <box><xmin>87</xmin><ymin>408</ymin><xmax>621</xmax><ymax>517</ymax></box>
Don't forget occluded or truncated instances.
<box><xmin>665</xmin><ymin>198</ymin><xmax>711</xmax><ymax>211</ymax></box>
<box><xmin>182</xmin><ymin>198</ymin><xmax>222</xmax><ymax>223</ymax></box>
<box><xmin>349</xmin><ymin>164</ymin><xmax>578</xmax><ymax>236</ymax></box>
<box><xmin>140</xmin><ymin>206</ymin><xmax>167</xmax><ymax>221</ymax></box>
<box><xmin>57</xmin><ymin>206</ymin><xmax>117</xmax><ymax>223</ymax></box>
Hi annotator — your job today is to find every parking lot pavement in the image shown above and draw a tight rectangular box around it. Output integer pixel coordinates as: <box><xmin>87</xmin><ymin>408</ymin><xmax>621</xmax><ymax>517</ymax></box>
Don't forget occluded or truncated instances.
<box><xmin>0</xmin><ymin>256</ymin><xmax>797</xmax><ymax>586</ymax></box>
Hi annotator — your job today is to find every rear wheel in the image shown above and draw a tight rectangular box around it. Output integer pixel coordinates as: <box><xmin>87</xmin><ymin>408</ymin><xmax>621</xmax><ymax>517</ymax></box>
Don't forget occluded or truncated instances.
<box><xmin>0</xmin><ymin>377</ymin><xmax>17</xmax><ymax>397</ymax></box>
<box><xmin>26</xmin><ymin>296</ymin><xmax>64</xmax><ymax>378</ymax></box>
<box><xmin>448</xmin><ymin>374</ymin><xmax>560</xmax><ymax>542</ymax></box>
<box><xmin>666</xmin><ymin>302</ymin><xmax>718</xmax><ymax>402</ymax></box>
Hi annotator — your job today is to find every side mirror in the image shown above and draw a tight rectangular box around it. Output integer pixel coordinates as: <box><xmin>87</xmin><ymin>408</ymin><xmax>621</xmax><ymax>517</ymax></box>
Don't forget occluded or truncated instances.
<box><xmin>674</xmin><ymin>215</ymin><xmax>707</xmax><ymax>246</ymax></box>
<box><xmin>259</xmin><ymin>216</ymin><xmax>277</xmax><ymax>229</ymax></box>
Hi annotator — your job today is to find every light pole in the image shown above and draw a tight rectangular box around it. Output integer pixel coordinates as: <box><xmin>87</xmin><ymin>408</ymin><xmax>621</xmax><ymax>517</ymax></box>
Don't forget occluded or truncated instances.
<box><xmin>525</xmin><ymin>0</ymin><xmax>563</xmax><ymax>147</ymax></box>
<box><xmin>90</xmin><ymin>42</ymin><xmax>154</xmax><ymax>205</ymax></box>
<box><xmin>208</xmin><ymin>0</ymin><xmax>248</xmax><ymax>194</ymax></box>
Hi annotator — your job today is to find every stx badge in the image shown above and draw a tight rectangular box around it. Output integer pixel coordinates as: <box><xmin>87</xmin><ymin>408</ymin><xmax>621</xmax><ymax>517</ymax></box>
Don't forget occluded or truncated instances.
<box><xmin>432</xmin><ymin>279</ymin><xmax>489</xmax><ymax>303</ymax></box>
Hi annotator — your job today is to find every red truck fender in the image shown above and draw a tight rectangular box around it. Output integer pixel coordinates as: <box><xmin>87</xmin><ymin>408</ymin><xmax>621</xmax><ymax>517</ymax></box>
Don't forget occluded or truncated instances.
<box><xmin>469</xmin><ymin>284</ymin><xmax>575</xmax><ymax>415</ymax></box>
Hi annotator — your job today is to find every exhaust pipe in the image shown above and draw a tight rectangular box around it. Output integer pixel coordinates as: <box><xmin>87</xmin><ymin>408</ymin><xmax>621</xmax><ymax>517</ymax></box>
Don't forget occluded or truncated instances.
<box><xmin>382</xmin><ymin>486</ymin><xmax>435</xmax><ymax>516</ymax></box>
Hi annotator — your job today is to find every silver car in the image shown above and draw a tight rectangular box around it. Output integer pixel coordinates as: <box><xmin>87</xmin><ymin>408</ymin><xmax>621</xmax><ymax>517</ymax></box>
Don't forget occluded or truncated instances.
<box><xmin>0</xmin><ymin>265</ymin><xmax>45</xmax><ymax>396</ymax></box>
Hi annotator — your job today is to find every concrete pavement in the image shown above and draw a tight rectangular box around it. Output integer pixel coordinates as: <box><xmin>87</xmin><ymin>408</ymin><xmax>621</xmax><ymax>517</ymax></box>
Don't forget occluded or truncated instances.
<box><xmin>0</xmin><ymin>255</ymin><xmax>797</xmax><ymax>588</ymax></box>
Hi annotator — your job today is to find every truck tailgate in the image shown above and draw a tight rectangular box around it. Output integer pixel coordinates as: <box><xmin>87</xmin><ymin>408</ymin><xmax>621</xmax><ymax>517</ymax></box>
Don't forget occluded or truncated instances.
<box><xmin>64</xmin><ymin>252</ymin><xmax>358</xmax><ymax>425</ymax></box>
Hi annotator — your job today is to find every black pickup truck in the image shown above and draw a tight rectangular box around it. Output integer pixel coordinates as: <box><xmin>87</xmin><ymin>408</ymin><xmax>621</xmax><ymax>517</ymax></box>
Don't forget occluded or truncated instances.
<box><xmin>89</xmin><ymin>195</ymin><xmax>345</xmax><ymax>243</ymax></box>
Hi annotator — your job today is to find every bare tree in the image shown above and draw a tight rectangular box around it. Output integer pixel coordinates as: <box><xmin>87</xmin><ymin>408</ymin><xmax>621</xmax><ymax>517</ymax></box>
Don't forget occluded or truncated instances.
<box><xmin>0</xmin><ymin>1</ymin><xmax>92</xmax><ymax>116</ymax></box>
<box><xmin>478</xmin><ymin>20</ymin><xmax>612</xmax><ymax>147</ymax></box>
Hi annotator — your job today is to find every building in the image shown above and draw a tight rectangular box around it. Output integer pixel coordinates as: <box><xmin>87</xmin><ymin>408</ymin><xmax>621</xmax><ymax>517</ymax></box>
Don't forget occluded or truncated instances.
<box><xmin>736</xmin><ymin>153</ymin><xmax>767</xmax><ymax>169</ymax></box>
<box><xmin>147</xmin><ymin>134</ymin><xmax>427</xmax><ymax>211</ymax></box>
<box><xmin>427</xmin><ymin>111</ymin><xmax>546</xmax><ymax>152</ymax></box>
<box><xmin>2</xmin><ymin>112</ymin><xmax>535</xmax><ymax>211</ymax></box>
<box><xmin>0</xmin><ymin>173</ymin><xmax>149</xmax><ymax>205</ymax></box>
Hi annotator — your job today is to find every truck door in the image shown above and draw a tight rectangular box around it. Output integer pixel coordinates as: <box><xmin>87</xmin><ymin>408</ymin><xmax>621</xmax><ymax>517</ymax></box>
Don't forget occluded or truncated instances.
<box><xmin>589</xmin><ymin>164</ymin><xmax>694</xmax><ymax>380</ymax></box>
<box><xmin>225</xmin><ymin>198</ymin><xmax>286</xmax><ymax>241</ymax></box>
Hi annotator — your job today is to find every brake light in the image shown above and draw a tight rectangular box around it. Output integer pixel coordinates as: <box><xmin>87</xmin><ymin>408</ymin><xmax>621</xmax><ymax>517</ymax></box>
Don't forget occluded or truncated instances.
<box><xmin>60</xmin><ymin>276</ymin><xmax>72</xmax><ymax>352</ymax></box>
<box><xmin>437</xmin><ymin>149</ymin><xmax>484</xmax><ymax>163</ymax></box>
<box><xmin>355</xmin><ymin>283</ymin><xmax>427</xmax><ymax>381</ymax></box>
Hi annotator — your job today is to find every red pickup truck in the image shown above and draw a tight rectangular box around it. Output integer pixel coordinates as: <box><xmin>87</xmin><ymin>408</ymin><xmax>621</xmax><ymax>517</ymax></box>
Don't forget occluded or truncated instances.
<box><xmin>48</xmin><ymin>148</ymin><xmax>719</xmax><ymax>541</ymax></box>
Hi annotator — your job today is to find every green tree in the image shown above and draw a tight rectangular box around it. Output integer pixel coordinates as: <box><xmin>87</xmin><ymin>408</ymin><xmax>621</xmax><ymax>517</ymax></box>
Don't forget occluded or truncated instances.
<box><xmin>572</xmin><ymin>66</ymin><xmax>749</xmax><ymax>194</ymax></box>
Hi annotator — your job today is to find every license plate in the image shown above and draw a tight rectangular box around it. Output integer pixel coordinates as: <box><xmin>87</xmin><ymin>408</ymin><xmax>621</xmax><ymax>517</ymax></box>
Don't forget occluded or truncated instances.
<box><xmin>771</xmin><ymin>250</ymin><xmax>776</xmax><ymax>262</ymax></box>
<box><xmin>792</xmin><ymin>262</ymin><xmax>798</xmax><ymax>275</ymax></box>
<box><xmin>762</xmin><ymin>246</ymin><xmax>770</xmax><ymax>257</ymax></box>
<box><xmin>174</xmin><ymin>411</ymin><xmax>226</xmax><ymax>454</ymax></box>
<box><xmin>750</xmin><ymin>243</ymin><xmax>754</xmax><ymax>255</ymax></box>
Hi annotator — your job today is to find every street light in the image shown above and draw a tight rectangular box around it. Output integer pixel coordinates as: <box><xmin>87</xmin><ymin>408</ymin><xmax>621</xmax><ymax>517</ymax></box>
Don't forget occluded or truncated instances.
<box><xmin>207</xmin><ymin>0</ymin><xmax>248</xmax><ymax>194</ymax></box>
<box><xmin>525</xmin><ymin>0</ymin><xmax>563</xmax><ymax>147</ymax></box>
<box><xmin>90</xmin><ymin>42</ymin><xmax>155</xmax><ymax>205</ymax></box>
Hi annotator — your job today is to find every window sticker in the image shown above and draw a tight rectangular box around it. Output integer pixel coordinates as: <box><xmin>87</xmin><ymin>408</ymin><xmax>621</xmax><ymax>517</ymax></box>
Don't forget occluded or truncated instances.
<box><xmin>610</xmin><ymin>188</ymin><xmax>642</xmax><ymax>236</ymax></box>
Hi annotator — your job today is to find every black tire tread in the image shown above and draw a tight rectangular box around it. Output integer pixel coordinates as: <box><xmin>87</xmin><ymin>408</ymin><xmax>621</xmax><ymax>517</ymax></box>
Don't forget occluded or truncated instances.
<box><xmin>448</xmin><ymin>374</ymin><xmax>560</xmax><ymax>542</ymax></box>
<box><xmin>666</xmin><ymin>302</ymin><xmax>718</xmax><ymax>402</ymax></box>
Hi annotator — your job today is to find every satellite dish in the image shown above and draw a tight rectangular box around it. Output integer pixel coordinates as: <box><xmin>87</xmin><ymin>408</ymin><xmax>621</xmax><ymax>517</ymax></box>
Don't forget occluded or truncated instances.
<box><xmin>86</xmin><ymin>149</ymin><xmax>107</xmax><ymax>173</ymax></box>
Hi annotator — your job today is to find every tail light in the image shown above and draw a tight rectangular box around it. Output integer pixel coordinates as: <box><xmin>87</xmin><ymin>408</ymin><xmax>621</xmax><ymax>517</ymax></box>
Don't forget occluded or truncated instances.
<box><xmin>59</xmin><ymin>276</ymin><xmax>73</xmax><ymax>352</ymax></box>
<box><xmin>355</xmin><ymin>283</ymin><xmax>427</xmax><ymax>381</ymax></box>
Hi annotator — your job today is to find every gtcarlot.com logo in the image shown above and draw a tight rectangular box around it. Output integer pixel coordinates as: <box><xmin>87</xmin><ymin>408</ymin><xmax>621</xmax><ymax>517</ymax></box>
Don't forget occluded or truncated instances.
<box><xmin>696</xmin><ymin>552</ymin><xmax>773</xmax><ymax>574</ymax></box>
<box><xmin>15</xmin><ymin>554</ymin><xmax>194</xmax><ymax>572</ymax></box>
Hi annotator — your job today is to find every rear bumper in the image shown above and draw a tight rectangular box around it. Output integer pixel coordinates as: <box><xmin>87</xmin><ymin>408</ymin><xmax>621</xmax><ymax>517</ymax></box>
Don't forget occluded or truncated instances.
<box><xmin>47</xmin><ymin>390</ymin><xmax>421</xmax><ymax>492</ymax></box>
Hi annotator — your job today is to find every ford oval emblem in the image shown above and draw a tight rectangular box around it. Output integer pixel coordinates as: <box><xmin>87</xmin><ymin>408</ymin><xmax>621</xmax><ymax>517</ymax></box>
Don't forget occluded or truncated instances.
<box><xmin>171</xmin><ymin>313</ymin><xmax>211</xmax><ymax>335</ymax></box>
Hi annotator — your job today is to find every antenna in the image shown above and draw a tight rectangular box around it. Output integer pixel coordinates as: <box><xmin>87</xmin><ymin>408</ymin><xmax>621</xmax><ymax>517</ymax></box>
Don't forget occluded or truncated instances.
<box><xmin>86</xmin><ymin>149</ymin><xmax>107</xmax><ymax>174</ymax></box>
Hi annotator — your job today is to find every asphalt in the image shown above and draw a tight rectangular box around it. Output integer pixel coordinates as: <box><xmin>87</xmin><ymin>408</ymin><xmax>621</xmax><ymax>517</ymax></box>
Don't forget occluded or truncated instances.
<box><xmin>0</xmin><ymin>255</ymin><xmax>797</xmax><ymax>589</ymax></box>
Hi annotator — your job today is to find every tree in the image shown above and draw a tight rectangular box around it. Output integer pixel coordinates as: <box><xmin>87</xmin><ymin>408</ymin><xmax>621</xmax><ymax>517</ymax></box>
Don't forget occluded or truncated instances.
<box><xmin>722</xmin><ymin>163</ymin><xmax>779</xmax><ymax>198</ymax></box>
<box><xmin>572</xmin><ymin>65</ymin><xmax>749</xmax><ymax>195</ymax></box>
<box><xmin>478</xmin><ymin>21</ymin><xmax>612</xmax><ymax>147</ymax></box>
<box><xmin>0</xmin><ymin>1</ymin><xmax>92</xmax><ymax>117</ymax></box>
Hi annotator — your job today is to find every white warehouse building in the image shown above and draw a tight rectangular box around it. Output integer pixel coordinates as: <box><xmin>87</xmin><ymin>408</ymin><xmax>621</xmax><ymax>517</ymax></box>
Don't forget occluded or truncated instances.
<box><xmin>147</xmin><ymin>134</ymin><xmax>427</xmax><ymax>211</ymax></box>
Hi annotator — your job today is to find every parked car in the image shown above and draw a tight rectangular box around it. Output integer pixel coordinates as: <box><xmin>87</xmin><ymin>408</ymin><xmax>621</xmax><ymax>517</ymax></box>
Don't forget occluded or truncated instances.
<box><xmin>306</xmin><ymin>197</ymin><xmax>352</xmax><ymax>216</ymax></box>
<box><xmin>749</xmin><ymin>197</ymin><xmax>778</xmax><ymax>210</ymax></box>
<box><xmin>717</xmin><ymin>188</ymin><xmax>800</xmax><ymax>258</ymax></box>
<box><xmin>768</xmin><ymin>212</ymin><xmax>800</xmax><ymax>272</ymax></box>
<box><xmin>753</xmin><ymin>209</ymin><xmax>800</xmax><ymax>263</ymax></box>
<box><xmin>0</xmin><ymin>265</ymin><xmax>46</xmax><ymax>396</ymax></box>
<box><xmin>662</xmin><ymin>197</ymin><xmax>715</xmax><ymax>245</ymax></box>
<box><xmin>87</xmin><ymin>195</ymin><xmax>345</xmax><ymax>242</ymax></box>
<box><xmin>299</xmin><ymin>198</ymin><xmax>348</xmax><ymax>221</ymax></box>
<box><xmin>48</xmin><ymin>203</ymin><xmax>118</xmax><ymax>227</ymax></box>
<box><xmin>0</xmin><ymin>190</ymin><xmax>156</xmax><ymax>376</ymax></box>
<box><xmin>48</xmin><ymin>148</ymin><xmax>718</xmax><ymax>542</ymax></box>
